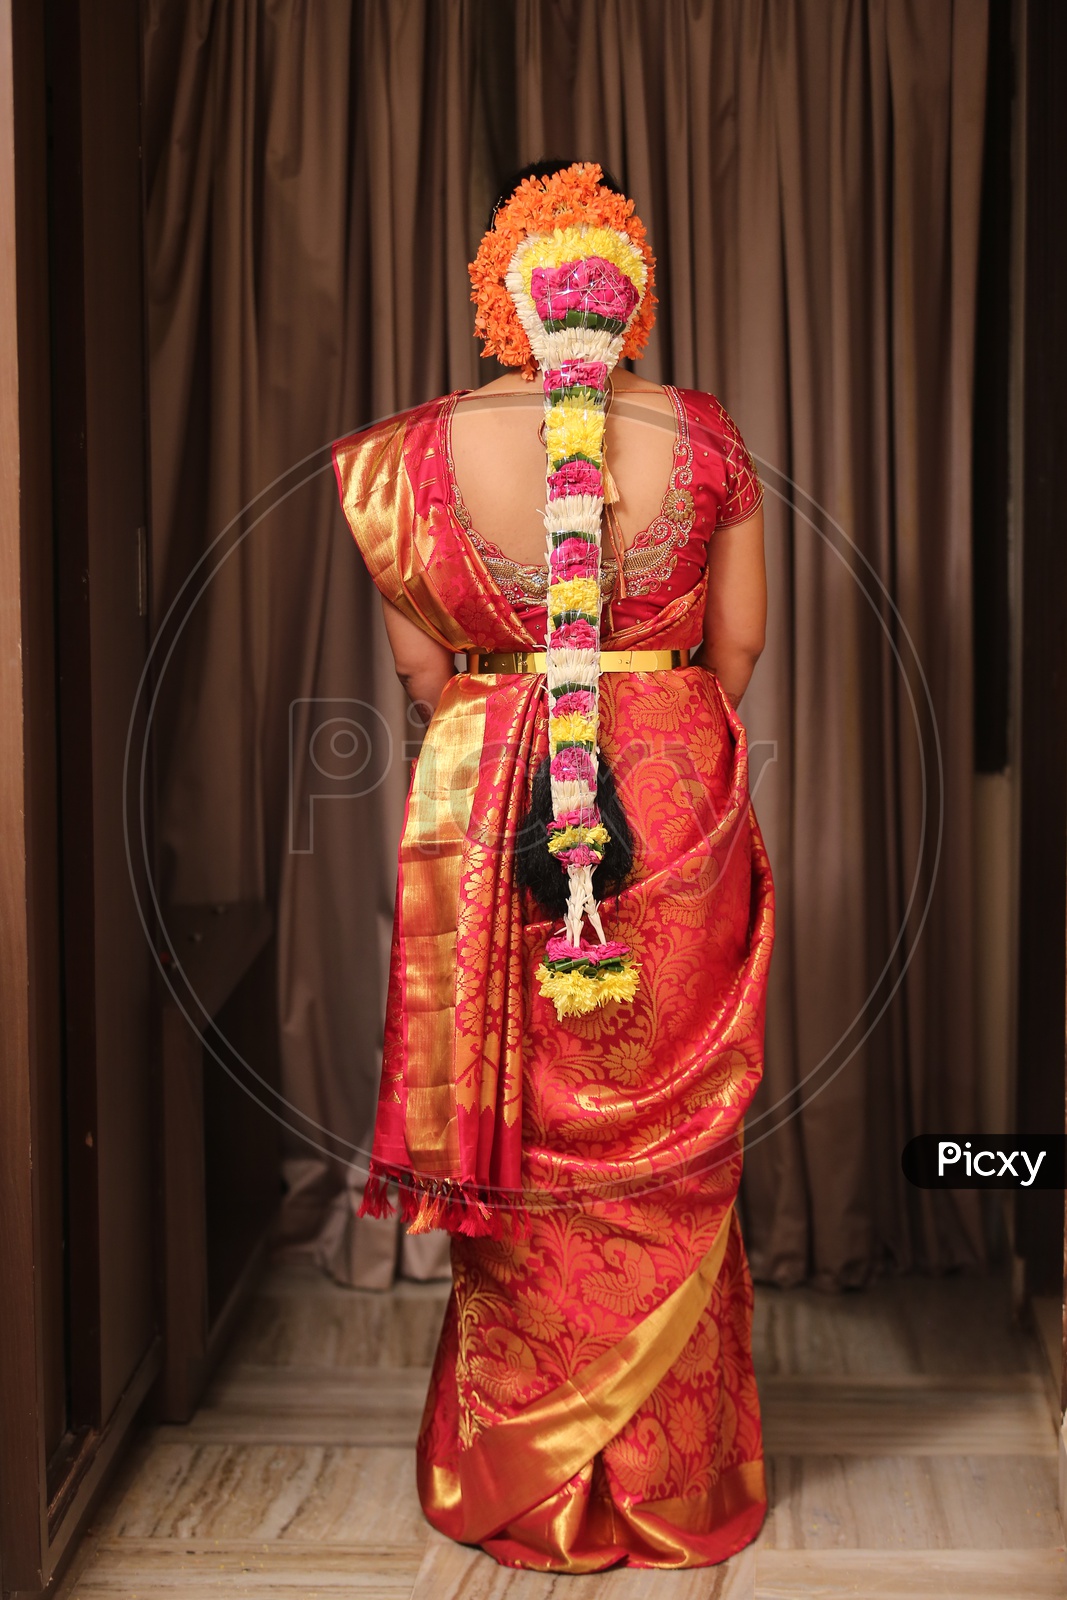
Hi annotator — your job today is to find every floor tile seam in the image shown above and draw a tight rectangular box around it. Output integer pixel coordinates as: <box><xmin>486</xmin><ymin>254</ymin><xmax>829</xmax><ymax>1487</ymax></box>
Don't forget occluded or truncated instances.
<box><xmin>760</xmin><ymin>1442</ymin><xmax>1058</xmax><ymax>1458</ymax></box>
<box><xmin>142</xmin><ymin>1431</ymin><xmax>1059</xmax><ymax>1454</ymax></box>
<box><xmin>755</xmin><ymin>1542</ymin><xmax>1067</xmax><ymax>1555</ymax></box>
<box><xmin>141</xmin><ymin>1430</ymin><xmax>419</xmax><ymax>1449</ymax></box>
<box><xmin>757</xmin><ymin>1373</ymin><xmax>1045</xmax><ymax>1391</ymax></box>
<box><xmin>80</xmin><ymin>1538</ymin><xmax>430</xmax><ymax>1553</ymax></box>
<box><xmin>207</xmin><ymin>1364</ymin><xmax>435</xmax><ymax>1379</ymax></box>
<box><xmin>763</xmin><ymin>1448</ymin><xmax>1061</xmax><ymax>1461</ymax></box>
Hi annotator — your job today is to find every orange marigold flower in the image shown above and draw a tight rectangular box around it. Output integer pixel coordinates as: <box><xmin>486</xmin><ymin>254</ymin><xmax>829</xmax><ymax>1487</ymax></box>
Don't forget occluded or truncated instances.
<box><xmin>469</xmin><ymin>161</ymin><xmax>657</xmax><ymax>368</ymax></box>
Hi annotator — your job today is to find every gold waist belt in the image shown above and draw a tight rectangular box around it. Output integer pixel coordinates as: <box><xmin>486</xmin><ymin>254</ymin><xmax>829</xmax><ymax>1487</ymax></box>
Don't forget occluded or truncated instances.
<box><xmin>466</xmin><ymin>647</ymin><xmax>689</xmax><ymax>675</ymax></box>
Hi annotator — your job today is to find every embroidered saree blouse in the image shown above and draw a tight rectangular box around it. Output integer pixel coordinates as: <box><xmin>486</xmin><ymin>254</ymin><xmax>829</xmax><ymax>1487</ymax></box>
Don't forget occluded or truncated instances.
<box><xmin>441</xmin><ymin>385</ymin><xmax>763</xmax><ymax>632</ymax></box>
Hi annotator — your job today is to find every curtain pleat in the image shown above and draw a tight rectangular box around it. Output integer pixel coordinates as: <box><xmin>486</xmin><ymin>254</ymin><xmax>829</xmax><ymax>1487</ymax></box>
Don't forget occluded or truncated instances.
<box><xmin>507</xmin><ymin>0</ymin><xmax>987</xmax><ymax>1286</ymax></box>
<box><xmin>143</xmin><ymin>0</ymin><xmax>494</xmax><ymax>1283</ymax></box>
<box><xmin>143</xmin><ymin>0</ymin><xmax>988</xmax><ymax>1288</ymax></box>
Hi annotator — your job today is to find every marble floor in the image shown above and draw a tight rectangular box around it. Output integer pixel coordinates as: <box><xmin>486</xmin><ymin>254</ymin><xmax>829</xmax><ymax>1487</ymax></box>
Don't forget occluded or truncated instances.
<box><xmin>56</xmin><ymin>1262</ymin><xmax>1066</xmax><ymax>1599</ymax></box>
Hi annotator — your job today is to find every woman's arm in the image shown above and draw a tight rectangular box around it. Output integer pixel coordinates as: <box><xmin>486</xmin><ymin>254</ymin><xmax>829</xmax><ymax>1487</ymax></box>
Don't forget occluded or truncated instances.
<box><xmin>694</xmin><ymin>505</ymin><xmax>767</xmax><ymax>707</ymax></box>
<box><xmin>380</xmin><ymin>596</ymin><xmax>456</xmax><ymax>723</ymax></box>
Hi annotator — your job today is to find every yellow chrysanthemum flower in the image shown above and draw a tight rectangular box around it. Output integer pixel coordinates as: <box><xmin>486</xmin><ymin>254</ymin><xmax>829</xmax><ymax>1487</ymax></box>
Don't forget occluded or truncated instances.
<box><xmin>545</xmin><ymin>402</ymin><xmax>605</xmax><ymax>467</ymax></box>
<box><xmin>547</xmin><ymin>822</ymin><xmax>611</xmax><ymax>854</ymax></box>
<box><xmin>593</xmin><ymin>966</ymin><xmax>641</xmax><ymax>1005</ymax></box>
<box><xmin>549</xmin><ymin>713</ymin><xmax>598</xmax><ymax>751</ymax></box>
<box><xmin>548</xmin><ymin>577</ymin><xmax>600</xmax><ymax>620</ymax></box>
<box><xmin>538</xmin><ymin>961</ymin><xmax>641</xmax><ymax>1018</ymax></box>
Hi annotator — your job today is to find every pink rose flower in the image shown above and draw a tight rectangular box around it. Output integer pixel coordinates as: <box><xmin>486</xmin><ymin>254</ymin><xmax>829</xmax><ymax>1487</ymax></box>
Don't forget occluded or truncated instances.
<box><xmin>549</xmin><ymin>807</ymin><xmax>600</xmax><ymax>830</ymax></box>
<box><xmin>550</xmin><ymin>619</ymin><xmax>599</xmax><ymax>651</ymax></box>
<box><xmin>551</xmin><ymin>690</ymin><xmax>596</xmax><ymax>717</ymax></box>
<box><xmin>550</xmin><ymin>747</ymin><xmax>596</xmax><ymax>784</ymax></box>
<box><xmin>545</xmin><ymin>935</ymin><xmax>631</xmax><ymax>964</ymax></box>
<box><xmin>555</xmin><ymin>845</ymin><xmax>602</xmax><ymax>868</ymax></box>
<box><xmin>584</xmin><ymin>940</ymin><xmax>630</xmax><ymax>963</ymax></box>
<box><xmin>548</xmin><ymin>460</ymin><xmax>603</xmax><ymax>500</ymax></box>
<box><xmin>531</xmin><ymin>258</ymin><xmax>641</xmax><ymax>325</ymax></box>
<box><xmin>550</xmin><ymin>538</ymin><xmax>598</xmax><ymax>580</ymax></box>
<box><xmin>543</xmin><ymin>360</ymin><xmax>609</xmax><ymax>393</ymax></box>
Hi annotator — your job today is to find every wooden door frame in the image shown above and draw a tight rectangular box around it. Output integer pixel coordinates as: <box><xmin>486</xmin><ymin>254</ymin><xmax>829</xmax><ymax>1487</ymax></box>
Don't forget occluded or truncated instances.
<box><xmin>1015</xmin><ymin>0</ymin><xmax>1067</xmax><ymax>1306</ymax></box>
<box><xmin>1010</xmin><ymin>0</ymin><xmax>1067</xmax><ymax>1520</ymax></box>
<box><xmin>0</xmin><ymin>3</ymin><xmax>161</xmax><ymax>1593</ymax></box>
<box><xmin>0</xmin><ymin>1</ymin><xmax>67</xmax><ymax>1587</ymax></box>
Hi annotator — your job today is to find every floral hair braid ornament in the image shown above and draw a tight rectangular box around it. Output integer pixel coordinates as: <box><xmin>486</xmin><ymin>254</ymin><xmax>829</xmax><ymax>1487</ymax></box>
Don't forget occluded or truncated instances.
<box><xmin>469</xmin><ymin>163</ymin><xmax>657</xmax><ymax>1019</ymax></box>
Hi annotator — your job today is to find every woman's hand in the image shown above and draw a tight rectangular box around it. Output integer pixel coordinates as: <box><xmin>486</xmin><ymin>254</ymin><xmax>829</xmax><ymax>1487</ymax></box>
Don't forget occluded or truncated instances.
<box><xmin>694</xmin><ymin>504</ymin><xmax>767</xmax><ymax>706</ymax></box>
<box><xmin>380</xmin><ymin>597</ymin><xmax>457</xmax><ymax>723</ymax></box>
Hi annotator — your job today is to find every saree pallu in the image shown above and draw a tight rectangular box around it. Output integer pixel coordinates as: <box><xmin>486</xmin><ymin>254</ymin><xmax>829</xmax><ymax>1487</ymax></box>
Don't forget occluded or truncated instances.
<box><xmin>333</xmin><ymin>394</ymin><xmax>774</xmax><ymax>1571</ymax></box>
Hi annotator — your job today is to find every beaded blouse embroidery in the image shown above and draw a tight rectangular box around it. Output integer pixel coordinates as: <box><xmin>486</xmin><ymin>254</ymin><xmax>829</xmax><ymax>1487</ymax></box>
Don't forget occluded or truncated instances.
<box><xmin>713</xmin><ymin>395</ymin><xmax>763</xmax><ymax>527</ymax></box>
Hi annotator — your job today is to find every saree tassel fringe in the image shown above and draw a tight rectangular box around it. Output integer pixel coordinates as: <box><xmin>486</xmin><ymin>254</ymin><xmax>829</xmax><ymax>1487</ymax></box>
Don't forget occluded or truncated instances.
<box><xmin>358</xmin><ymin>1164</ymin><xmax>530</xmax><ymax>1239</ymax></box>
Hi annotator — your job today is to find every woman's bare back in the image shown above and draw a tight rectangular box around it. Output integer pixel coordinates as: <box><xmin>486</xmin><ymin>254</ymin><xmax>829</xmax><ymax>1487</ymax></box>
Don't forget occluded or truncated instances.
<box><xmin>449</xmin><ymin>373</ymin><xmax>679</xmax><ymax>566</ymax></box>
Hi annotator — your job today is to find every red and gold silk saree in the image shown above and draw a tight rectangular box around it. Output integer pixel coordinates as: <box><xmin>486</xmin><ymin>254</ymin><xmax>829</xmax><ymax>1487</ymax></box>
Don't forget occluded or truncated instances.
<box><xmin>333</xmin><ymin>389</ymin><xmax>774</xmax><ymax>1571</ymax></box>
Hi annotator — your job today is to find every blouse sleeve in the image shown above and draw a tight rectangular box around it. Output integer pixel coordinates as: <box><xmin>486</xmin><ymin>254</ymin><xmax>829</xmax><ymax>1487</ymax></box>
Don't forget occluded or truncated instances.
<box><xmin>331</xmin><ymin>415</ymin><xmax>454</xmax><ymax>649</ymax></box>
<box><xmin>716</xmin><ymin>407</ymin><xmax>764</xmax><ymax>528</ymax></box>
<box><xmin>331</xmin><ymin>404</ymin><xmax>479</xmax><ymax>653</ymax></box>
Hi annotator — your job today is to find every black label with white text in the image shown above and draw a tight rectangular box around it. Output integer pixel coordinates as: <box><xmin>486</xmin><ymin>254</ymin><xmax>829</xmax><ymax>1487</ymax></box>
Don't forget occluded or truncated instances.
<box><xmin>901</xmin><ymin>1135</ymin><xmax>1065</xmax><ymax>1189</ymax></box>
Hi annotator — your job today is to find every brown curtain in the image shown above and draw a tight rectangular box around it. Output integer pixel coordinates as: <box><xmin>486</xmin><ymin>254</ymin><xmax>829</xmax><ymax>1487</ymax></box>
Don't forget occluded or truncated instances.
<box><xmin>142</xmin><ymin>0</ymin><xmax>506</xmax><ymax>1284</ymax></box>
<box><xmin>143</xmin><ymin>0</ymin><xmax>988</xmax><ymax>1290</ymax></box>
